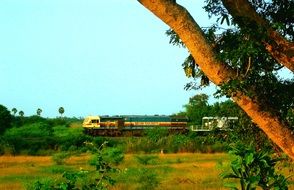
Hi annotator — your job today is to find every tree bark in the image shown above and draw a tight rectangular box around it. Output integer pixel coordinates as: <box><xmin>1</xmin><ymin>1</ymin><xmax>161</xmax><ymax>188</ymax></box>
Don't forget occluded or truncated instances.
<box><xmin>221</xmin><ymin>0</ymin><xmax>294</xmax><ymax>72</ymax></box>
<box><xmin>137</xmin><ymin>0</ymin><xmax>294</xmax><ymax>159</ymax></box>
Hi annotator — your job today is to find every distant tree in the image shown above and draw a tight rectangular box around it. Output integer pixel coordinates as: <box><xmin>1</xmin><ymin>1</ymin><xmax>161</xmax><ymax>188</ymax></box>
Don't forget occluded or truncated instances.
<box><xmin>36</xmin><ymin>108</ymin><xmax>42</xmax><ymax>116</ymax></box>
<box><xmin>11</xmin><ymin>108</ymin><xmax>17</xmax><ymax>116</ymax></box>
<box><xmin>184</xmin><ymin>94</ymin><xmax>210</xmax><ymax>125</ymax></box>
<box><xmin>58</xmin><ymin>107</ymin><xmax>65</xmax><ymax>117</ymax></box>
<box><xmin>210</xmin><ymin>100</ymin><xmax>241</xmax><ymax>117</ymax></box>
<box><xmin>0</xmin><ymin>104</ymin><xmax>12</xmax><ymax>134</ymax></box>
<box><xmin>19</xmin><ymin>111</ymin><xmax>24</xmax><ymax>117</ymax></box>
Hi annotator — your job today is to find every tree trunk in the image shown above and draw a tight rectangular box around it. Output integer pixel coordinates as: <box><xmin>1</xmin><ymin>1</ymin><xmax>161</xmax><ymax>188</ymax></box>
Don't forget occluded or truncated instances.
<box><xmin>137</xmin><ymin>0</ymin><xmax>294</xmax><ymax>159</ymax></box>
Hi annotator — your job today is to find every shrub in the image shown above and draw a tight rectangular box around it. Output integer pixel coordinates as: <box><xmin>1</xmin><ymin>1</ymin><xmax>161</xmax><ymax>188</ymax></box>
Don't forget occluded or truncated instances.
<box><xmin>53</xmin><ymin>126</ymin><xmax>91</xmax><ymax>151</ymax></box>
<box><xmin>48</xmin><ymin>118</ymin><xmax>70</xmax><ymax>127</ymax></box>
<box><xmin>221</xmin><ymin>143</ymin><xmax>289</xmax><ymax>189</ymax></box>
<box><xmin>89</xmin><ymin>147</ymin><xmax>124</xmax><ymax>167</ymax></box>
<box><xmin>34</xmin><ymin>141</ymin><xmax>121</xmax><ymax>190</ymax></box>
<box><xmin>145</xmin><ymin>127</ymin><xmax>168</xmax><ymax>143</ymax></box>
<box><xmin>52</xmin><ymin>152</ymin><xmax>71</xmax><ymax>165</ymax></box>
<box><xmin>136</xmin><ymin>168</ymin><xmax>160</xmax><ymax>190</ymax></box>
<box><xmin>168</xmin><ymin>134</ymin><xmax>190</xmax><ymax>153</ymax></box>
<box><xmin>102</xmin><ymin>147</ymin><xmax>124</xmax><ymax>165</ymax></box>
<box><xmin>135</xmin><ymin>155</ymin><xmax>158</xmax><ymax>165</ymax></box>
<box><xmin>93</xmin><ymin>136</ymin><xmax>108</xmax><ymax>147</ymax></box>
<box><xmin>3</xmin><ymin>122</ymin><xmax>56</xmax><ymax>154</ymax></box>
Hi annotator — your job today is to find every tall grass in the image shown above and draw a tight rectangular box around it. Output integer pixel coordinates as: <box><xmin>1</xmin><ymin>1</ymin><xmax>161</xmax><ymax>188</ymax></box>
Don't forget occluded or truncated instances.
<box><xmin>123</xmin><ymin>134</ymin><xmax>227</xmax><ymax>154</ymax></box>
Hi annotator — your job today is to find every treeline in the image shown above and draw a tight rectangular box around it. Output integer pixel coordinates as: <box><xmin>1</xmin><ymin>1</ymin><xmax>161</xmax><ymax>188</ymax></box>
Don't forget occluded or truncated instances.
<box><xmin>0</xmin><ymin>115</ymin><xmax>90</xmax><ymax>155</ymax></box>
<box><xmin>0</xmin><ymin>104</ymin><xmax>227</xmax><ymax>155</ymax></box>
<box><xmin>0</xmin><ymin>113</ymin><xmax>229</xmax><ymax>155</ymax></box>
<box><xmin>0</xmin><ymin>96</ymin><xmax>276</xmax><ymax>155</ymax></box>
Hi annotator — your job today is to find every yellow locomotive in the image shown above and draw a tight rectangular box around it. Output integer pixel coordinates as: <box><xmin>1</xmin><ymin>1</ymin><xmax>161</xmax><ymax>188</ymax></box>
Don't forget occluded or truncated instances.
<box><xmin>83</xmin><ymin>115</ymin><xmax>188</xmax><ymax>136</ymax></box>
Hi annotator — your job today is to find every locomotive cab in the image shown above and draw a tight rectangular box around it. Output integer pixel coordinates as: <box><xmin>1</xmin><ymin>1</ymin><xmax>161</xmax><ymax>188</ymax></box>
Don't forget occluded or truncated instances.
<box><xmin>83</xmin><ymin>116</ymin><xmax>101</xmax><ymax>128</ymax></box>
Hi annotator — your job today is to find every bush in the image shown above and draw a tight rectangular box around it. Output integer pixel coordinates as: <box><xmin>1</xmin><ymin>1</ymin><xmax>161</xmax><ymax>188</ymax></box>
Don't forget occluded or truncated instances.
<box><xmin>145</xmin><ymin>127</ymin><xmax>168</xmax><ymax>143</ymax></box>
<box><xmin>102</xmin><ymin>147</ymin><xmax>124</xmax><ymax>165</ymax></box>
<box><xmin>135</xmin><ymin>155</ymin><xmax>159</xmax><ymax>165</ymax></box>
<box><xmin>3</xmin><ymin>122</ymin><xmax>56</xmax><ymax>154</ymax></box>
<box><xmin>52</xmin><ymin>152</ymin><xmax>71</xmax><ymax>165</ymax></box>
<box><xmin>89</xmin><ymin>147</ymin><xmax>124</xmax><ymax>167</ymax></box>
<box><xmin>53</xmin><ymin>126</ymin><xmax>91</xmax><ymax>151</ymax></box>
<box><xmin>136</xmin><ymin>168</ymin><xmax>160</xmax><ymax>190</ymax></box>
<box><xmin>221</xmin><ymin>143</ymin><xmax>289</xmax><ymax>189</ymax></box>
<box><xmin>34</xmin><ymin>141</ymin><xmax>122</xmax><ymax>190</ymax></box>
<box><xmin>48</xmin><ymin>118</ymin><xmax>70</xmax><ymax>127</ymax></box>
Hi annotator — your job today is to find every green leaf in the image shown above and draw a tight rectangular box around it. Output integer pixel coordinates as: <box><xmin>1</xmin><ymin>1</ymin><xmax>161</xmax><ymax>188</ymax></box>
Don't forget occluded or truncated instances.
<box><xmin>224</xmin><ymin>182</ymin><xmax>238</xmax><ymax>190</ymax></box>
<box><xmin>245</xmin><ymin>153</ymin><xmax>254</xmax><ymax>165</ymax></box>
<box><xmin>221</xmin><ymin>173</ymin><xmax>240</xmax><ymax>179</ymax></box>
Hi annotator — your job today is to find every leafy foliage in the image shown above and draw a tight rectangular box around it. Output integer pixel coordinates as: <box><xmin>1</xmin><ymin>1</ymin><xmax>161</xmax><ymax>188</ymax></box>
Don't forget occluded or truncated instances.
<box><xmin>145</xmin><ymin>127</ymin><xmax>169</xmax><ymax>143</ymax></box>
<box><xmin>36</xmin><ymin>108</ymin><xmax>42</xmax><ymax>116</ymax></box>
<box><xmin>52</xmin><ymin>152</ymin><xmax>71</xmax><ymax>165</ymax></box>
<box><xmin>135</xmin><ymin>155</ymin><xmax>159</xmax><ymax>165</ymax></box>
<box><xmin>90</xmin><ymin>146</ymin><xmax>124</xmax><ymax>166</ymax></box>
<box><xmin>0</xmin><ymin>104</ymin><xmax>12</xmax><ymax>134</ymax></box>
<box><xmin>222</xmin><ymin>143</ymin><xmax>289</xmax><ymax>190</ymax></box>
<box><xmin>183</xmin><ymin>94</ymin><xmax>210</xmax><ymax>125</ymax></box>
<box><xmin>58</xmin><ymin>107</ymin><xmax>65</xmax><ymax>117</ymax></box>
<box><xmin>136</xmin><ymin>168</ymin><xmax>160</xmax><ymax>190</ymax></box>
<box><xmin>1</xmin><ymin>117</ymin><xmax>91</xmax><ymax>155</ymax></box>
<box><xmin>166</xmin><ymin>0</ymin><xmax>294</xmax><ymax>121</ymax></box>
<box><xmin>19</xmin><ymin>110</ymin><xmax>24</xmax><ymax>117</ymax></box>
<box><xmin>11</xmin><ymin>108</ymin><xmax>17</xmax><ymax>116</ymax></box>
<box><xmin>33</xmin><ymin>142</ymin><xmax>121</xmax><ymax>190</ymax></box>
<box><xmin>3</xmin><ymin>122</ymin><xmax>55</xmax><ymax>154</ymax></box>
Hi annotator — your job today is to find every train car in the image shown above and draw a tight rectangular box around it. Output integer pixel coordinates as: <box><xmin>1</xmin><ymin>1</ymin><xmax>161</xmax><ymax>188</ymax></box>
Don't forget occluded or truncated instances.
<box><xmin>83</xmin><ymin>115</ymin><xmax>188</xmax><ymax>136</ymax></box>
<box><xmin>190</xmin><ymin>116</ymin><xmax>238</xmax><ymax>131</ymax></box>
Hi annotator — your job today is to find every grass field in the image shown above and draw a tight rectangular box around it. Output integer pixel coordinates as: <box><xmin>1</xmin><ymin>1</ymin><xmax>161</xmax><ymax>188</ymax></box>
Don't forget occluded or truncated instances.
<box><xmin>0</xmin><ymin>153</ymin><xmax>293</xmax><ymax>190</ymax></box>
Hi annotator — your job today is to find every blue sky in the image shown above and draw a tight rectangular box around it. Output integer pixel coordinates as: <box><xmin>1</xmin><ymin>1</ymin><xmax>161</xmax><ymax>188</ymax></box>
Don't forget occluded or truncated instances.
<box><xmin>0</xmin><ymin>0</ymin><xmax>224</xmax><ymax>118</ymax></box>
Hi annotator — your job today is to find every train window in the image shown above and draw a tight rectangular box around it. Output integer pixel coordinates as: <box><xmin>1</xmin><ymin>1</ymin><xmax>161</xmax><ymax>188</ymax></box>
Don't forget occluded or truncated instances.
<box><xmin>91</xmin><ymin>119</ymin><xmax>99</xmax><ymax>123</ymax></box>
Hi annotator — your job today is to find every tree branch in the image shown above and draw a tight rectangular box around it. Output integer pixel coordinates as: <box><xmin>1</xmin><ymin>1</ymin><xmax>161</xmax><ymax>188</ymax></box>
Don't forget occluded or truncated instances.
<box><xmin>137</xmin><ymin>0</ymin><xmax>294</xmax><ymax>159</ymax></box>
<box><xmin>221</xmin><ymin>0</ymin><xmax>294</xmax><ymax>72</ymax></box>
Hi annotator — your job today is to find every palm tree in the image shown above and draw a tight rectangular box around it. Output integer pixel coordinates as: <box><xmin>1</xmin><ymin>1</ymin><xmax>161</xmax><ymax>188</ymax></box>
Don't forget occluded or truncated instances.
<box><xmin>36</xmin><ymin>108</ymin><xmax>42</xmax><ymax>116</ymax></box>
<box><xmin>11</xmin><ymin>108</ymin><xmax>17</xmax><ymax>116</ymax></box>
<box><xmin>58</xmin><ymin>107</ymin><xmax>64</xmax><ymax>117</ymax></box>
<box><xmin>19</xmin><ymin>110</ymin><xmax>24</xmax><ymax>117</ymax></box>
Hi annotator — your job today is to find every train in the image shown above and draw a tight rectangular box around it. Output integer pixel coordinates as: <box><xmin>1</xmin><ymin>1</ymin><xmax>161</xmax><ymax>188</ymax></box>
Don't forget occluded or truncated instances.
<box><xmin>83</xmin><ymin>115</ymin><xmax>188</xmax><ymax>136</ymax></box>
<box><xmin>190</xmin><ymin>116</ymin><xmax>239</xmax><ymax>131</ymax></box>
<box><xmin>82</xmin><ymin>115</ymin><xmax>239</xmax><ymax>136</ymax></box>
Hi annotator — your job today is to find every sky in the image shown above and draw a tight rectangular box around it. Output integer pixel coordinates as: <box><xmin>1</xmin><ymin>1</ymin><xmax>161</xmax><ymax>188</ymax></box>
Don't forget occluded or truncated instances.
<box><xmin>0</xmin><ymin>0</ymin><xmax>232</xmax><ymax>118</ymax></box>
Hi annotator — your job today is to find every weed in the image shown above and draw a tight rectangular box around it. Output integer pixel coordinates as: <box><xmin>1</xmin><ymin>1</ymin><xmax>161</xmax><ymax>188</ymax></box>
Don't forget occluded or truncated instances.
<box><xmin>52</xmin><ymin>152</ymin><xmax>71</xmax><ymax>165</ymax></box>
<box><xmin>41</xmin><ymin>165</ymin><xmax>72</xmax><ymax>174</ymax></box>
<box><xmin>135</xmin><ymin>155</ymin><xmax>158</xmax><ymax>165</ymax></box>
<box><xmin>136</xmin><ymin>168</ymin><xmax>160</xmax><ymax>190</ymax></box>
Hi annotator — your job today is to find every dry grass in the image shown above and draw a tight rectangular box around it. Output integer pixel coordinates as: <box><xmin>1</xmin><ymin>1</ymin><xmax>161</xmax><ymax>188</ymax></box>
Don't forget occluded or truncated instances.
<box><xmin>0</xmin><ymin>153</ymin><xmax>293</xmax><ymax>190</ymax></box>
<box><xmin>0</xmin><ymin>183</ymin><xmax>23</xmax><ymax>190</ymax></box>
<box><xmin>114</xmin><ymin>153</ymin><xmax>230</xmax><ymax>190</ymax></box>
<box><xmin>0</xmin><ymin>155</ymin><xmax>89</xmax><ymax>190</ymax></box>
<box><xmin>0</xmin><ymin>155</ymin><xmax>51</xmax><ymax>164</ymax></box>
<box><xmin>0</xmin><ymin>156</ymin><xmax>51</xmax><ymax>177</ymax></box>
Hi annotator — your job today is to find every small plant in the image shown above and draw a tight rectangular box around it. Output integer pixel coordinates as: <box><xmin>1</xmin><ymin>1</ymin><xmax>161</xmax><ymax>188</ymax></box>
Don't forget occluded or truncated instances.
<box><xmin>145</xmin><ymin>127</ymin><xmax>168</xmax><ymax>143</ymax></box>
<box><xmin>33</xmin><ymin>141</ymin><xmax>122</xmax><ymax>190</ymax></box>
<box><xmin>136</xmin><ymin>168</ymin><xmax>160</xmax><ymax>190</ymax></box>
<box><xmin>102</xmin><ymin>147</ymin><xmax>124</xmax><ymax>165</ymax></box>
<box><xmin>221</xmin><ymin>143</ymin><xmax>289</xmax><ymax>190</ymax></box>
<box><xmin>135</xmin><ymin>155</ymin><xmax>158</xmax><ymax>165</ymax></box>
<box><xmin>52</xmin><ymin>152</ymin><xmax>71</xmax><ymax>165</ymax></box>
